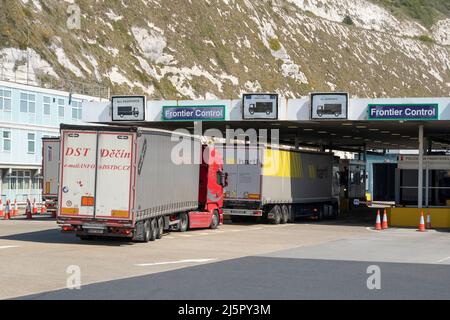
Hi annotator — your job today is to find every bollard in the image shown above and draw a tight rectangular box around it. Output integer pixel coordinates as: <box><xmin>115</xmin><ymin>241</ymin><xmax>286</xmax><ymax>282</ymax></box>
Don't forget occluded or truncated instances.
<box><xmin>25</xmin><ymin>198</ymin><xmax>32</xmax><ymax>219</ymax></box>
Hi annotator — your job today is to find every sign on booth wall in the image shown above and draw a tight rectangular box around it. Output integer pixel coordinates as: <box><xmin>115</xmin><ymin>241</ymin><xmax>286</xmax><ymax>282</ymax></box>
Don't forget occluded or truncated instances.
<box><xmin>368</xmin><ymin>104</ymin><xmax>439</xmax><ymax>120</ymax></box>
<box><xmin>111</xmin><ymin>96</ymin><xmax>146</xmax><ymax>121</ymax></box>
<box><xmin>162</xmin><ymin>105</ymin><xmax>225</xmax><ymax>121</ymax></box>
<box><xmin>242</xmin><ymin>93</ymin><xmax>278</xmax><ymax>120</ymax></box>
<box><xmin>310</xmin><ymin>93</ymin><xmax>348</xmax><ymax>120</ymax></box>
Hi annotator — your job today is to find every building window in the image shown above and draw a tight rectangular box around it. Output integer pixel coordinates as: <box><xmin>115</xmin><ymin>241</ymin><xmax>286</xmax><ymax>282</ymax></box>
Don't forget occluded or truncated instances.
<box><xmin>5</xmin><ymin>170</ymin><xmax>34</xmax><ymax>191</ymax></box>
<box><xmin>0</xmin><ymin>89</ymin><xmax>12</xmax><ymax>111</ymax></box>
<box><xmin>58</xmin><ymin>98</ymin><xmax>65</xmax><ymax>118</ymax></box>
<box><xmin>43</xmin><ymin>96</ymin><xmax>51</xmax><ymax>115</ymax></box>
<box><xmin>27</xmin><ymin>133</ymin><xmax>35</xmax><ymax>153</ymax></box>
<box><xmin>33</xmin><ymin>175</ymin><xmax>42</xmax><ymax>189</ymax></box>
<box><xmin>3</xmin><ymin>131</ymin><xmax>11</xmax><ymax>152</ymax></box>
<box><xmin>71</xmin><ymin>100</ymin><xmax>82</xmax><ymax>120</ymax></box>
<box><xmin>20</xmin><ymin>93</ymin><xmax>36</xmax><ymax>113</ymax></box>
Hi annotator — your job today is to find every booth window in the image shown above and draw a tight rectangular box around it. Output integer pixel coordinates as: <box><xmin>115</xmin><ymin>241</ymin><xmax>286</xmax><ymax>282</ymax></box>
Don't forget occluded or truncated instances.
<box><xmin>399</xmin><ymin>169</ymin><xmax>450</xmax><ymax>206</ymax></box>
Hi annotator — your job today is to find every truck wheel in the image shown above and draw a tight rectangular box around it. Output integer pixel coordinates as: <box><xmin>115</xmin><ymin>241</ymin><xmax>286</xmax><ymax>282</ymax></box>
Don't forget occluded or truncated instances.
<box><xmin>210</xmin><ymin>211</ymin><xmax>220</xmax><ymax>229</ymax></box>
<box><xmin>281</xmin><ymin>205</ymin><xmax>289</xmax><ymax>224</ymax></box>
<box><xmin>149</xmin><ymin>218</ymin><xmax>157</xmax><ymax>241</ymax></box>
<box><xmin>179</xmin><ymin>213</ymin><xmax>189</xmax><ymax>232</ymax></box>
<box><xmin>287</xmin><ymin>205</ymin><xmax>294</xmax><ymax>223</ymax></box>
<box><xmin>143</xmin><ymin>220</ymin><xmax>151</xmax><ymax>243</ymax></box>
<box><xmin>317</xmin><ymin>207</ymin><xmax>324</xmax><ymax>221</ymax></box>
<box><xmin>270</xmin><ymin>206</ymin><xmax>281</xmax><ymax>225</ymax></box>
<box><xmin>156</xmin><ymin>217</ymin><xmax>164</xmax><ymax>239</ymax></box>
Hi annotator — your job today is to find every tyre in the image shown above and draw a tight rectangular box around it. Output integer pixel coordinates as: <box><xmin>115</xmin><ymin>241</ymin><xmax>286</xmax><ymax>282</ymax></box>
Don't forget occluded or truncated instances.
<box><xmin>270</xmin><ymin>206</ymin><xmax>281</xmax><ymax>225</ymax></box>
<box><xmin>78</xmin><ymin>235</ymin><xmax>92</xmax><ymax>241</ymax></box>
<box><xmin>317</xmin><ymin>207</ymin><xmax>324</xmax><ymax>221</ymax></box>
<box><xmin>281</xmin><ymin>205</ymin><xmax>289</xmax><ymax>224</ymax></box>
<box><xmin>149</xmin><ymin>218</ymin><xmax>157</xmax><ymax>241</ymax></box>
<box><xmin>156</xmin><ymin>217</ymin><xmax>164</xmax><ymax>239</ymax></box>
<box><xmin>210</xmin><ymin>211</ymin><xmax>220</xmax><ymax>229</ymax></box>
<box><xmin>287</xmin><ymin>205</ymin><xmax>294</xmax><ymax>223</ymax></box>
<box><xmin>179</xmin><ymin>213</ymin><xmax>189</xmax><ymax>232</ymax></box>
<box><xmin>143</xmin><ymin>220</ymin><xmax>151</xmax><ymax>243</ymax></box>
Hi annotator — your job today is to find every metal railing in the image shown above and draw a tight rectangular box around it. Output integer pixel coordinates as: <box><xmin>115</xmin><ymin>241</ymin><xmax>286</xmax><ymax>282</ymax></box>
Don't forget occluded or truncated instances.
<box><xmin>0</xmin><ymin>63</ymin><xmax>110</xmax><ymax>99</ymax></box>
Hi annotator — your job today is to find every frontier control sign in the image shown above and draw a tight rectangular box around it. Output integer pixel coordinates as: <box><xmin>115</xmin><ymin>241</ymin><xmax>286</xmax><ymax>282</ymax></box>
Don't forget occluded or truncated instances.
<box><xmin>162</xmin><ymin>105</ymin><xmax>225</xmax><ymax>121</ymax></box>
<box><xmin>368</xmin><ymin>104</ymin><xmax>439</xmax><ymax>120</ymax></box>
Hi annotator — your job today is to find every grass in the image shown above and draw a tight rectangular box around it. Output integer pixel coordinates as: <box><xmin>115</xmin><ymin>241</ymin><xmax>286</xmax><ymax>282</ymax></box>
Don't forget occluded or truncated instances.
<box><xmin>372</xmin><ymin>0</ymin><xmax>450</xmax><ymax>28</ymax></box>
<box><xmin>268</xmin><ymin>37</ymin><xmax>281</xmax><ymax>51</ymax></box>
<box><xmin>414</xmin><ymin>34</ymin><xmax>436</xmax><ymax>43</ymax></box>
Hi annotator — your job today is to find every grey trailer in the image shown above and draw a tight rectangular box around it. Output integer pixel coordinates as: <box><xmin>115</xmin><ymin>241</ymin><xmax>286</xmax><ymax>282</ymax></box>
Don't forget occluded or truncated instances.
<box><xmin>220</xmin><ymin>145</ymin><xmax>339</xmax><ymax>223</ymax></box>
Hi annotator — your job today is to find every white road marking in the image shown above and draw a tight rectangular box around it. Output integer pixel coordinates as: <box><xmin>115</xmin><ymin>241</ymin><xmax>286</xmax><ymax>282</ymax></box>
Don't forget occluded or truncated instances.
<box><xmin>437</xmin><ymin>256</ymin><xmax>450</xmax><ymax>263</ymax></box>
<box><xmin>164</xmin><ymin>236</ymin><xmax>175</xmax><ymax>239</ymax></box>
<box><xmin>178</xmin><ymin>234</ymin><xmax>193</xmax><ymax>237</ymax></box>
<box><xmin>0</xmin><ymin>245</ymin><xmax>20</xmax><ymax>250</ymax></box>
<box><xmin>135</xmin><ymin>258</ymin><xmax>217</xmax><ymax>267</ymax></box>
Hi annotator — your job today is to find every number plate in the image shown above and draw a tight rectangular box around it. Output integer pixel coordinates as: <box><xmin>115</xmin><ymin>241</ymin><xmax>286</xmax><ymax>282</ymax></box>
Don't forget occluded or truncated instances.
<box><xmin>86</xmin><ymin>228</ymin><xmax>104</xmax><ymax>234</ymax></box>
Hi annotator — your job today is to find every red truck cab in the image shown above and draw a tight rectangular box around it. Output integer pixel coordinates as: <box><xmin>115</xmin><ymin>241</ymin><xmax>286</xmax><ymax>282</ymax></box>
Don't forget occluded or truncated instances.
<box><xmin>187</xmin><ymin>145</ymin><xmax>227</xmax><ymax>229</ymax></box>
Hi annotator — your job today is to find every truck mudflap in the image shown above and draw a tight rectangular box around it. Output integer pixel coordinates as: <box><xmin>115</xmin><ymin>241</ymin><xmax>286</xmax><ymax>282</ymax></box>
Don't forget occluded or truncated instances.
<box><xmin>223</xmin><ymin>208</ymin><xmax>263</xmax><ymax>217</ymax></box>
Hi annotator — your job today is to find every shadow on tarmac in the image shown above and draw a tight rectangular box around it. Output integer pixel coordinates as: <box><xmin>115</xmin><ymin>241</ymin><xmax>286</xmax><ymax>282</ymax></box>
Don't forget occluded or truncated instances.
<box><xmin>0</xmin><ymin>228</ymin><xmax>139</xmax><ymax>246</ymax></box>
<box><xmin>224</xmin><ymin>207</ymin><xmax>379</xmax><ymax>228</ymax></box>
<box><xmin>3</xmin><ymin>214</ymin><xmax>56</xmax><ymax>222</ymax></box>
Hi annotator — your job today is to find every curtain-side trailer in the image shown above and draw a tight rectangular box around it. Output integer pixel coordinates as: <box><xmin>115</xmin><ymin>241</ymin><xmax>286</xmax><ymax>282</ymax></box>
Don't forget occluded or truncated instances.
<box><xmin>221</xmin><ymin>145</ymin><xmax>339</xmax><ymax>223</ymax></box>
<box><xmin>42</xmin><ymin>137</ymin><xmax>60</xmax><ymax>215</ymax></box>
<box><xmin>57</xmin><ymin>124</ymin><xmax>226</xmax><ymax>242</ymax></box>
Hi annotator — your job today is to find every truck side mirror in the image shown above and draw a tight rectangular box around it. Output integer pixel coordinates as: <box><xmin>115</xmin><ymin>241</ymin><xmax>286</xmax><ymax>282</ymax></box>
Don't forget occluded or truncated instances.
<box><xmin>217</xmin><ymin>169</ymin><xmax>228</xmax><ymax>188</ymax></box>
<box><xmin>224</xmin><ymin>172</ymin><xmax>229</xmax><ymax>188</ymax></box>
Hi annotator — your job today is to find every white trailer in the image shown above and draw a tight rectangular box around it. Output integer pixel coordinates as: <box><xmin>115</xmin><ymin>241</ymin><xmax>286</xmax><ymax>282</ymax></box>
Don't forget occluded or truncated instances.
<box><xmin>221</xmin><ymin>145</ymin><xmax>339</xmax><ymax>223</ymax></box>
<box><xmin>42</xmin><ymin>137</ymin><xmax>60</xmax><ymax>214</ymax></box>
<box><xmin>57</xmin><ymin>124</ymin><xmax>223</xmax><ymax>241</ymax></box>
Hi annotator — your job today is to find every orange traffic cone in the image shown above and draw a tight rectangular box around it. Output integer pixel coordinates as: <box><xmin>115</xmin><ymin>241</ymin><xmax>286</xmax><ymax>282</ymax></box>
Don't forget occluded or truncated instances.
<box><xmin>4</xmin><ymin>200</ymin><xmax>10</xmax><ymax>220</ymax></box>
<box><xmin>32</xmin><ymin>198</ymin><xmax>38</xmax><ymax>214</ymax></box>
<box><xmin>418</xmin><ymin>211</ymin><xmax>426</xmax><ymax>232</ymax></box>
<box><xmin>25</xmin><ymin>199</ymin><xmax>32</xmax><ymax>219</ymax></box>
<box><xmin>426</xmin><ymin>213</ymin><xmax>432</xmax><ymax>229</ymax></box>
<box><xmin>0</xmin><ymin>199</ymin><xmax>4</xmax><ymax>218</ymax></box>
<box><xmin>40</xmin><ymin>202</ymin><xmax>47</xmax><ymax>214</ymax></box>
<box><xmin>382</xmin><ymin>209</ymin><xmax>389</xmax><ymax>229</ymax></box>
<box><xmin>13</xmin><ymin>199</ymin><xmax>18</xmax><ymax>216</ymax></box>
<box><xmin>375</xmin><ymin>210</ymin><xmax>382</xmax><ymax>230</ymax></box>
